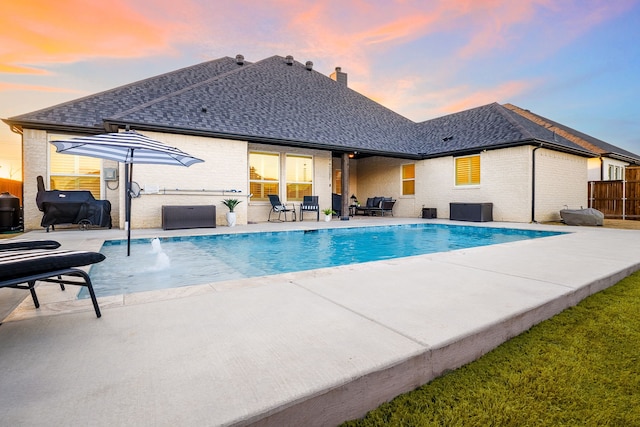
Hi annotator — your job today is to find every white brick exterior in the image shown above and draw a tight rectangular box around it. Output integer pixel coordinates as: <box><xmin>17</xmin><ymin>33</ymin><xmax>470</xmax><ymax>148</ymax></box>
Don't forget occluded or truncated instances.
<box><xmin>534</xmin><ymin>148</ymin><xmax>587</xmax><ymax>221</ymax></box>
<box><xmin>352</xmin><ymin>146</ymin><xmax>588</xmax><ymax>223</ymax></box>
<box><xmin>22</xmin><ymin>129</ymin><xmax>48</xmax><ymax>230</ymax></box>
<box><xmin>122</xmin><ymin>131</ymin><xmax>248</xmax><ymax>228</ymax></box>
<box><xmin>22</xmin><ymin>127</ymin><xmax>589</xmax><ymax>229</ymax></box>
<box><xmin>246</xmin><ymin>143</ymin><xmax>332</xmax><ymax>223</ymax></box>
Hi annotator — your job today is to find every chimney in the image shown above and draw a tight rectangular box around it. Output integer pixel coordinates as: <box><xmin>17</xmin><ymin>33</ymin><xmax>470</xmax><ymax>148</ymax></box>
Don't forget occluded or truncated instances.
<box><xmin>330</xmin><ymin>66</ymin><xmax>347</xmax><ymax>86</ymax></box>
<box><xmin>235</xmin><ymin>54</ymin><xmax>244</xmax><ymax>65</ymax></box>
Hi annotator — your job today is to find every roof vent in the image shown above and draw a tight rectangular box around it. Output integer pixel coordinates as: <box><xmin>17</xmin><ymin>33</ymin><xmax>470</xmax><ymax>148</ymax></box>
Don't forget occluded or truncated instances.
<box><xmin>235</xmin><ymin>54</ymin><xmax>244</xmax><ymax>65</ymax></box>
<box><xmin>305</xmin><ymin>61</ymin><xmax>313</xmax><ymax>71</ymax></box>
<box><xmin>285</xmin><ymin>55</ymin><xmax>294</xmax><ymax>65</ymax></box>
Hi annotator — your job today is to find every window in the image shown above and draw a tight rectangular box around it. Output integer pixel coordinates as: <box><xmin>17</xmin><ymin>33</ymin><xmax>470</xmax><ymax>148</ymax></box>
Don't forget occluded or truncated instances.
<box><xmin>49</xmin><ymin>143</ymin><xmax>101</xmax><ymax>197</ymax></box>
<box><xmin>608</xmin><ymin>165</ymin><xmax>624</xmax><ymax>180</ymax></box>
<box><xmin>455</xmin><ymin>155</ymin><xmax>480</xmax><ymax>186</ymax></box>
<box><xmin>286</xmin><ymin>155</ymin><xmax>313</xmax><ymax>201</ymax></box>
<box><xmin>334</xmin><ymin>169</ymin><xmax>342</xmax><ymax>194</ymax></box>
<box><xmin>402</xmin><ymin>164</ymin><xmax>415</xmax><ymax>195</ymax></box>
<box><xmin>249</xmin><ymin>152</ymin><xmax>280</xmax><ymax>201</ymax></box>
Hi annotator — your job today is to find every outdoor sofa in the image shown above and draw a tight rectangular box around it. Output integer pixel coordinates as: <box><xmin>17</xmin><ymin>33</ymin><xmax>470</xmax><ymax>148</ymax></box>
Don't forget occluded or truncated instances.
<box><xmin>0</xmin><ymin>240</ymin><xmax>104</xmax><ymax>318</ymax></box>
<box><xmin>355</xmin><ymin>197</ymin><xmax>396</xmax><ymax>216</ymax></box>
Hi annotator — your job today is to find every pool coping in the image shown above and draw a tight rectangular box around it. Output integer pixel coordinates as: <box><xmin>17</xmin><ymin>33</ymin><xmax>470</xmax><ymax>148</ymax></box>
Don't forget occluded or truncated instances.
<box><xmin>1</xmin><ymin>218</ymin><xmax>639</xmax><ymax>426</ymax></box>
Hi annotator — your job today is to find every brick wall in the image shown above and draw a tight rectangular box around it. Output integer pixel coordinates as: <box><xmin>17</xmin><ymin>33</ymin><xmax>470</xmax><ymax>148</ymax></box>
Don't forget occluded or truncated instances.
<box><xmin>535</xmin><ymin>148</ymin><xmax>587</xmax><ymax>222</ymax></box>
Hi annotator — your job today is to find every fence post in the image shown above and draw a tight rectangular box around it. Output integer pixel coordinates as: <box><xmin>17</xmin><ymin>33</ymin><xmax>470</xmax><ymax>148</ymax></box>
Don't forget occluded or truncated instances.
<box><xmin>622</xmin><ymin>179</ymin><xmax>626</xmax><ymax>220</ymax></box>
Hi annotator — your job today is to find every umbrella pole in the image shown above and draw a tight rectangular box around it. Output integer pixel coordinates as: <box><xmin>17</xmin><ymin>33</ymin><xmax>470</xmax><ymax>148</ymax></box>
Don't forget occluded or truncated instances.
<box><xmin>126</xmin><ymin>163</ymin><xmax>132</xmax><ymax>256</ymax></box>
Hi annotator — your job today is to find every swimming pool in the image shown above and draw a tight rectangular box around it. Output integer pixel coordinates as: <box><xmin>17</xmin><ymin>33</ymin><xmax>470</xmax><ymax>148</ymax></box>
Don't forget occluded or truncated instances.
<box><xmin>82</xmin><ymin>224</ymin><xmax>564</xmax><ymax>298</ymax></box>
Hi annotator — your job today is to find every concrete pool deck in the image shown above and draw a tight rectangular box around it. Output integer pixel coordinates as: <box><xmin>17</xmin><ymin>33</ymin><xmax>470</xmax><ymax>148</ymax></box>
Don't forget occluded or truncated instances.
<box><xmin>1</xmin><ymin>218</ymin><xmax>639</xmax><ymax>426</ymax></box>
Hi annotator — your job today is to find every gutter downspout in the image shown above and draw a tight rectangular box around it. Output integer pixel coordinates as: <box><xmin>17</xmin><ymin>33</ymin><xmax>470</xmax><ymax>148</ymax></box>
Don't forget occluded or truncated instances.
<box><xmin>599</xmin><ymin>156</ymin><xmax>604</xmax><ymax>181</ymax></box>
<box><xmin>531</xmin><ymin>144</ymin><xmax>542</xmax><ymax>223</ymax></box>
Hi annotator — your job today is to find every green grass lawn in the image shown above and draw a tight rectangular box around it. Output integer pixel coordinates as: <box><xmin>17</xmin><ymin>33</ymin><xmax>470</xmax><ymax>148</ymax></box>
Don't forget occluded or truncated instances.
<box><xmin>342</xmin><ymin>271</ymin><xmax>640</xmax><ymax>426</ymax></box>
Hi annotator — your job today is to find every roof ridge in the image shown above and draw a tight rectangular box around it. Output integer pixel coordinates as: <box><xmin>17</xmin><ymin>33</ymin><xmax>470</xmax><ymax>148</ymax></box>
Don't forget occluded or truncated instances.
<box><xmin>491</xmin><ymin>102</ymin><xmax>537</xmax><ymax>139</ymax></box>
<box><xmin>502</xmin><ymin>103</ymin><xmax>602</xmax><ymax>152</ymax></box>
<box><xmin>8</xmin><ymin>57</ymin><xmax>241</xmax><ymax>121</ymax></box>
<box><xmin>108</xmin><ymin>57</ymin><xmax>257</xmax><ymax>120</ymax></box>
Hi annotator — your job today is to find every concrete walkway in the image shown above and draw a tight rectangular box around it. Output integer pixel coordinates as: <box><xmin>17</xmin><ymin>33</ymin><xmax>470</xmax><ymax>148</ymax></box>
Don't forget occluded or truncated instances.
<box><xmin>1</xmin><ymin>219</ymin><xmax>639</xmax><ymax>426</ymax></box>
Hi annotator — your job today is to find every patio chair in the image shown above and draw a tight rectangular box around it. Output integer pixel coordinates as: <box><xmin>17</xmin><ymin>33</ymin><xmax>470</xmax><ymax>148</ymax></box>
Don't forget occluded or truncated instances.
<box><xmin>299</xmin><ymin>196</ymin><xmax>319</xmax><ymax>221</ymax></box>
<box><xmin>268</xmin><ymin>194</ymin><xmax>296</xmax><ymax>222</ymax></box>
<box><xmin>0</xmin><ymin>240</ymin><xmax>104</xmax><ymax>318</ymax></box>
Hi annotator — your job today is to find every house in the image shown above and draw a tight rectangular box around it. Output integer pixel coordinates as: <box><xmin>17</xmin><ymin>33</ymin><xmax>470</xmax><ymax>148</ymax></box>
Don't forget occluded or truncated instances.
<box><xmin>4</xmin><ymin>54</ymin><xmax>639</xmax><ymax>230</ymax></box>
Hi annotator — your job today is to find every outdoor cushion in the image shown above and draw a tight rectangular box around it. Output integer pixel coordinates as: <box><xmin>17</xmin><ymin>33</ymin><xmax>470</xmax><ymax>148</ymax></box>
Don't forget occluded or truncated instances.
<box><xmin>372</xmin><ymin>197</ymin><xmax>384</xmax><ymax>208</ymax></box>
<box><xmin>366</xmin><ymin>198</ymin><xmax>375</xmax><ymax>207</ymax></box>
<box><xmin>0</xmin><ymin>249</ymin><xmax>105</xmax><ymax>282</ymax></box>
<box><xmin>0</xmin><ymin>240</ymin><xmax>61</xmax><ymax>251</ymax></box>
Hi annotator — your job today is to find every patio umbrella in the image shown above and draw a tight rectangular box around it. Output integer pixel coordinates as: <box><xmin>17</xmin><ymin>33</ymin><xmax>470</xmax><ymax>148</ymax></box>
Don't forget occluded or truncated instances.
<box><xmin>51</xmin><ymin>130</ymin><xmax>204</xmax><ymax>255</ymax></box>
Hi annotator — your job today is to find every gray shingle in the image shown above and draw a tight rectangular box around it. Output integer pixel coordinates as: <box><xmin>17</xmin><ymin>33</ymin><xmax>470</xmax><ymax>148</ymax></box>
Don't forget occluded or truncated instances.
<box><xmin>413</xmin><ymin>103</ymin><xmax>593</xmax><ymax>157</ymax></box>
<box><xmin>108</xmin><ymin>55</ymin><xmax>418</xmax><ymax>155</ymax></box>
<box><xmin>7</xmin><ymin>54</ymin><xmax>628</xmax><ymax>160</ymax></box>
<box><xmin>9</xmin><ymin>57</ymin><xmax>247</xmax><ymax>129</ymax></box>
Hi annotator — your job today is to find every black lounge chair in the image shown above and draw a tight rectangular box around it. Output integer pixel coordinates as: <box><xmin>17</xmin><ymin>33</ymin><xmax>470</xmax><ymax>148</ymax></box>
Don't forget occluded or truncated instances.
<box><xmin>0</xmin><ymin>241</ymin><xmax>104</xmax><ymax>318</ymax></box>
<box><xmin>355</xmin><ymin>197</ymin><xmax>396</xmax><ymax>216</ymax></box>
<box><xmin>268</xmin><ymin>195</ymin><xmax>296</xmax><ymax>222</ymax></box>
<box><xmin>299</xmin><ymin>196</ymin><xmax>319</xmax><ymax>221</ymax></box>
<box><xmin>0</xmin><ymin>239</ymin><xmax>61</xmax><ymax>251</ymax></box>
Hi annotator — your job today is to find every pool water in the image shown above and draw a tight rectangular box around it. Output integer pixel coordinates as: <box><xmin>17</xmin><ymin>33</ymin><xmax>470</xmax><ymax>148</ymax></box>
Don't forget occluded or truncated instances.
<box><xmin>81</xmin><ymin>224</ymin><xmax>564</xmax><ymax>298</ymax></box>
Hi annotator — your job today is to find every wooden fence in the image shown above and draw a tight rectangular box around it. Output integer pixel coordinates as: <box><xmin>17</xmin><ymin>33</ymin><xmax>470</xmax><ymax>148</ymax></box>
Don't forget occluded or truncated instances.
<box><xmin>0</xmin><ymin>178</ymin><xmax>23</xmax><ymax>205</ymax></box>
<box><xmin>588</xmin><ymin>167</ymin><xmax>640</xmax><ymax>220</ymax></box>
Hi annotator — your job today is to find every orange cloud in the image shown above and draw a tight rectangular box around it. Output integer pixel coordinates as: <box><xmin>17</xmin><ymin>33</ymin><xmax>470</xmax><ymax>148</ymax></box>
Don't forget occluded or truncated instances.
<box><xmin>0</xmin><ymin>81</ymin><xmax>85</xmax><ymax>93</ymax></box>
<box><xmin>0</xmin><ymin>0</ymin><xmax>182</xmax><ymax>75</ymax></box>
<box><xmin>0</xmin><ymin>63</ymin><xmax>49</xmax><ymax>75</ymax></box>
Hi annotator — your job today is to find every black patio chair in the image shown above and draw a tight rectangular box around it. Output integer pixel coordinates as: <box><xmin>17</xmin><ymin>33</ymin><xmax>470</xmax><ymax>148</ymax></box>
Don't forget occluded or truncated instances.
<box><xmin>268</xmin><ymin>195</ymin><xmax>296</xmax><ymax>222</ymax></box>
<box><xmin>299</xmin><ymin>196</ymin><xmax>319</xmax><ymax>221</ymax></box>
<box><xmin>0</xmin><ymin>240</ymin><xmax>104</xmax><ymax>318</ymax></box>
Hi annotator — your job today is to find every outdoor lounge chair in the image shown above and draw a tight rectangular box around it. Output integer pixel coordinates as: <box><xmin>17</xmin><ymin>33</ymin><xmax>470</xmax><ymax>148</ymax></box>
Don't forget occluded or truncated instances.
<box><xmin>268</xmin><ymin>195</ymin><xmax>296</xmax><ymax>222</ymax></box>
<box><xmin>299</xmin><ymin>195</ymin><xmax>319</xmax><ymax>221</ymax></box>
<box><xmin>355</xmin><ymin>197</ymin><xmax>396</xmax><ymax>216</ymax></box>
<box><xmin>0</xmin><ymin>240</ymin><xmax>105</xmax><ymax>318</ymax></box>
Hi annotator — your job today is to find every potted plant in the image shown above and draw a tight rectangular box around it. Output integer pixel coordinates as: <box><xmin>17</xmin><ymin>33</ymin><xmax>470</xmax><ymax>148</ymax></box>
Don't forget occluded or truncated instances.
<box><xmin>222</xmin><ymin>198</ymin><xmax>242</xmax><ymax>227</ymax></box>
<box><xmin>322</xmin><ymin>208</ymin><xmax>336</xmax><ymax>222</ymax></box>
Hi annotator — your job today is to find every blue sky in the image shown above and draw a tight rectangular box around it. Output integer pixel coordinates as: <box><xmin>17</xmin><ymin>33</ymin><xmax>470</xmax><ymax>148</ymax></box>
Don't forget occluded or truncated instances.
<box><xmin>1</xmin><ymin>0</ymin><xmax>639</xmax><ymax>179</ymax></box>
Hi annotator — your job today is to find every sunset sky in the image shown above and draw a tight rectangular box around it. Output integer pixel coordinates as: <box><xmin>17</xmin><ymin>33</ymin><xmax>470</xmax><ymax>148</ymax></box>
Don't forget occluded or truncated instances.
<box><xmin>1</xmin><ymin>0</ymin><xmax>639</xmax><ymax>180</ymax></box>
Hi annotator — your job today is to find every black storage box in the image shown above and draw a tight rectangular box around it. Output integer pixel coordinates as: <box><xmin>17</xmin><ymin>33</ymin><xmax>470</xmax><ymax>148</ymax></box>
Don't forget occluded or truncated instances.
<box><xmin>162</xmin><ymin>205</ymin><xmax>216</xmax><ymax>230</ymax></box>
<box><xmin>449</xmin><ymin>203</ymin><xmax>493</xmax><ymax>222</ymax></box>
<box><xmin>421</xmin><ymin>208</ymin><xmax>437</xmax><ymax>219</ymax></box>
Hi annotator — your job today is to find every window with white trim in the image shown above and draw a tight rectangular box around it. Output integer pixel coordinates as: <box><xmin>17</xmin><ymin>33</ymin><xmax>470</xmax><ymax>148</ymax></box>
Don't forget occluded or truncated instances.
<box><xmin>286</xmin><ymin>154</ymin><xmax>313</xmax><ymax>201</ymax></box>
<box><xmin>249</xmin><ymin>152</ymin><xmax>280</xmax><ymax>201</ymax></box>
<box><xmin>455</xmin><ymin>155</ymin><xmax>480</xmax><ymax>186</ymax></box>
<box><xmin>402</xmin><ymin>163</ymin><xmax>415</xmax><ymax>195</ymax></box>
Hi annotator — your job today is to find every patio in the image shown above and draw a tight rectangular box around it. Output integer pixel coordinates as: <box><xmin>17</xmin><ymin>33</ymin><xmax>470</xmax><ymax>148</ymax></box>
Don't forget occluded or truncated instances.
<box><xmin>1</xmin><ymin>218</ymin><xmax>639</xmax><ymax>426</ymax></box>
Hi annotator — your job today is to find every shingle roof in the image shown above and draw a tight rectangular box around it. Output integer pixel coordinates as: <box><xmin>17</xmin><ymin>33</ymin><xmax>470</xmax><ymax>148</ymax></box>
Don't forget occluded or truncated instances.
<box><xmin>503</xmin><ymin>103</ymin><xmax>640</xmax><ymax>163</ymax></box>
<box><xmin>412</xmin><ymin>103</ymin><xmax>593</xmax><ymax>157</ymax></box>
<box><xmin>106</xmin><ymin>55</ymin><xmax>418</xmax><ymax>155</ymax></box>
<box><xmin>8</xmin><ymin>56</ymin><xmax>247</xmax><ymax>130</ymax></box>
<box><xmin>6</xmin><ymin>54</ymin><xmax>631</xmax><ymax>160</ymax></box>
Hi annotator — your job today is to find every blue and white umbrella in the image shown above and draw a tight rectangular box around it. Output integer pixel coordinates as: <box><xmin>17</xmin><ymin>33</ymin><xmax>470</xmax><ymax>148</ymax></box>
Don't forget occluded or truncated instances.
<box><xmin>51</xmin><ymin>130</ymin><xmax>204</xmax><ymax>255</ymax></box>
